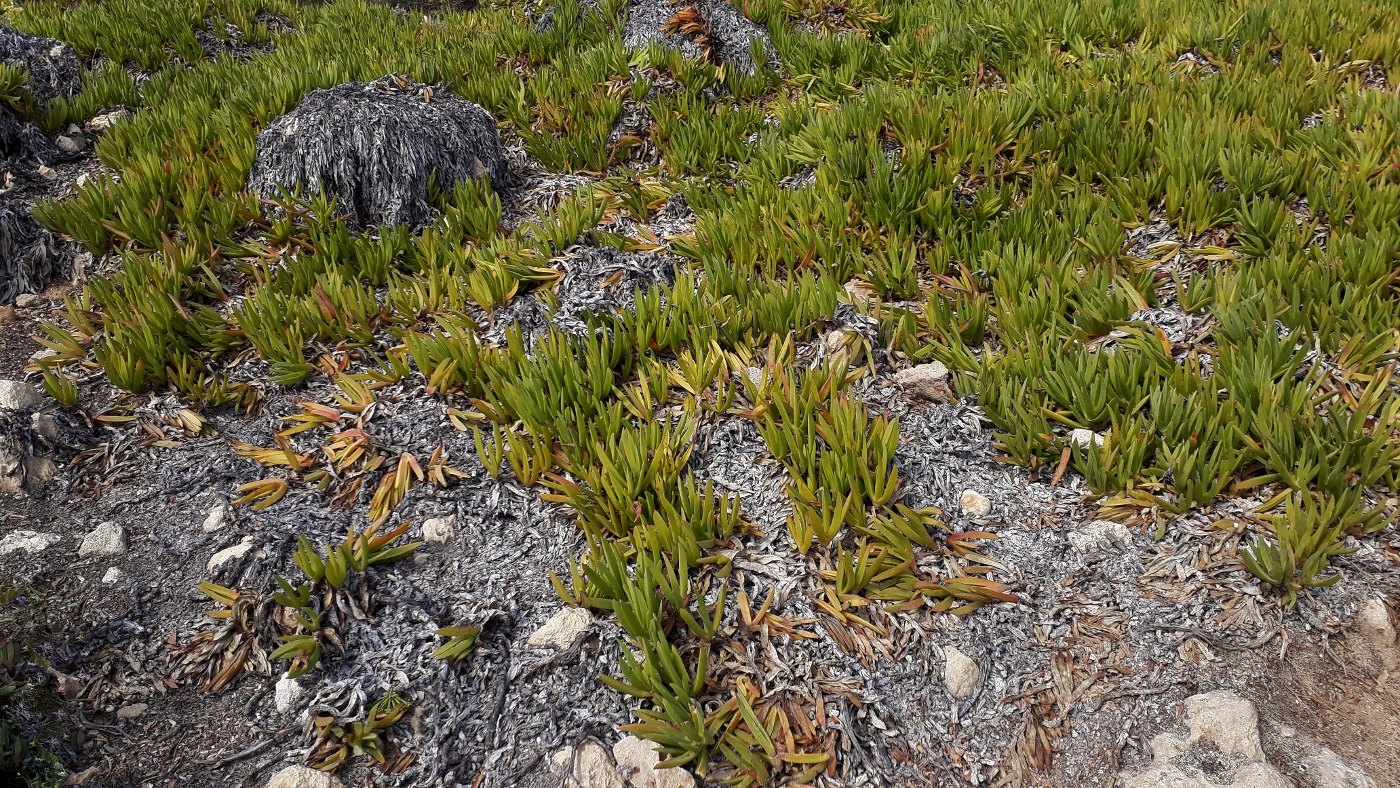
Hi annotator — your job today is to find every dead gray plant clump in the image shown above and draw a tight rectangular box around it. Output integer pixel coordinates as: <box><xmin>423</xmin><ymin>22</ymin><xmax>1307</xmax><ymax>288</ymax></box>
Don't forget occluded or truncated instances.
<box><xmin>0</xmin><ymin>26</ymin><xmax>83</xmax><ymax>105</ymax></box>
<box><xmin>247</xmin><ymin>75</ymin><xmax>509</xmax><ymax>229</ymax></box>
<box><xmin>0</xmin><ymin>105</ymin><xmax>59</xmax><ymax>164</ymax></box>
<box><xmin>0</xmin><ymin>200</ymin><xmax>59</xmax><ymax>304</ymax></box>
<box><xmin>623</xmin><ymin>0</ymin><xmax>779</xmax><ymax>74</ymax></box>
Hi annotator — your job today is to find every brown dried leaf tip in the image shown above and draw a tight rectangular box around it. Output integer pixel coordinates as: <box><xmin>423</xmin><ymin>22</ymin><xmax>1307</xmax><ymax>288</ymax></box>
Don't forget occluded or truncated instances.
<box><xmin>663</xmin><ymin>4</ymin><xmax>719</xmax><ymax>63</ymax></box>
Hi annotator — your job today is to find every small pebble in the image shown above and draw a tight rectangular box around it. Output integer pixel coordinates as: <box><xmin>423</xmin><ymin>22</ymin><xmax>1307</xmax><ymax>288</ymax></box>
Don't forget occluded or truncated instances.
<box><xmin>959</xmin><ymin>489</ymin><xmax>991</xmax><ymax>517</ymax></box>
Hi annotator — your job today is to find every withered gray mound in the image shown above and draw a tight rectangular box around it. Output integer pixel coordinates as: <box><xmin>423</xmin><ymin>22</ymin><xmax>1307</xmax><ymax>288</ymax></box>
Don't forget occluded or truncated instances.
<box><xmin>0</xmin><ymin>200</ymin><xmax>59</xmax><ymax>304</ymax></box>
<box><xmin>622</xmin><ymin>0</ymin><xmax>779</xmax><ymax>74</ymax></box>
<box><xmin>0</xmin><ymin>25</ymin><xmax>82</xmax><ymax>105</ymax></box>
<box><xmin>0</xmin><ymin>105</ymin><xmax>59</xmax><ymax>164</ymax></box>
<box><xmin>247</xmin><ymin>75</ymin><xmax>508</xmax><ymax>229</ymax></box>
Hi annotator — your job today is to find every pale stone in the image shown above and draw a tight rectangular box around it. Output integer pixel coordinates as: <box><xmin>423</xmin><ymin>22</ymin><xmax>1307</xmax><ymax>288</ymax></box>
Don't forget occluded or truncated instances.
<box><xmin>265</xmin><ymin>765</ymin><xmax>342</xmax><ymax>788</ymax></box>
<box><xmin>612</xmin><ymin>735</ymin><xmax>695</xmax><ymax>788</ymax></box>
<box><xmin>31</xmin><ymin>412</ymin><xmax>60</xmax><ymax>442</ymax></box>
<box><xmin>1121</xmin><ymin>761</ymin><xmax>1288</xmax><ymax>788</ymax></box>
<box><xmin>22</xmin><ymin>455</ymin><xmax>57</xmax><ymax>491</ymax></box>
<box><xmin>201</xmin><ymin>504</ymin><xmax>228</xmax><ymax>532</ymax></box>
<box><xmin>0</xmin><ymin>380</ymin><xmax>42</xmax><ymax>411</ymax></box>
<box><xmin>1356</xmin><ymin>598</ymin><xmax>1394</xmax><ymax>648</ymax></box>
<box><xmin>1068</xmin><ymin>519</ymin><xmax>1133</xmax><ymax>555</ymax></box>
<box><xmin>65</xmin><ymin>765</ymin><xmax>102</xmax><ymax>784</ymax></box>
<box><xmin>0</xmin><ymin>530</ymin><xmax>60</xmax><ymax>556</ymax></box>
<box><xmin>1069</xmin><ymin>428</ymin><xmax>1104</xmax><ymax>449</ymax></box>
<box><xmin>85</xmin><ymin>109</ymin><xmax>131</xmax><ymax>132</ymax></box>
<box><xmin>36</xmin><ymin>164</ymin><xmax>57</xmax><ymax>181</ymax></box>
<box><xmin>1149</xmin><ymin>733</ymin><xmax>1189</xmax><ymax>763</ymax></box>
<box><xmin>822</xmin><ymin>328</ymin><xmax>855</xmax><ymax>356</ymax></box>
<box><xmin>1184</xmin><ymin>690</ymin><xmax>1265</xmax><ymax>763</ymax></box>
<box><xmin>101</xmin><ymin>567</ymin><xmax>124</xmax><ymax>584</ymax></box>
<box><xmin>894</xmin><ymin>362</ymin><xmax>951</xmax><ymax>401</ymax></box>
<box><xmin>55</xmin><ymin>135</ymin><xmax>85</xmax><ymax>155</ymax></box>
<box><xmin>0</xmin><ymin>440</ymin><xmax>21</xmax><ymax>490</ymax></box>
<box><xmin>528</xmin><ymin>607</ymin><xmax>594</xmax><ymax>650</ymax></box>
<box><xmin>78</xmin><ymin>522</ymin><xmax>126</xmax><ymax>558</ymax></box>
<box><xmin>943</xmin><ymin>645</ymin><xmax>981</xmax><ymax>700</ymax></box>
<box><xmin>958</xmin><ymin>489</ymin><xmax>990</xmax><ymax>517</ymax></box>
<box><xmin>1230</xmin><ymin>763</ymin><xmax>1292</xmax><ymax>788</ymax></box>
<box><xmin>208</xmin><ymin>538</ymin><xmax>259</xmax><ymax>573</ymax></box>
<box><xmin>552</xmin><ymin>740</ymin><xmax>624</xmax><ymax>788</ymax></box>
<box><xmin>115</xmin><ymin>703</ymin><xmax>147</xmax><ymax>719</ymax></box>
<box><xmin>1297</xmin><ymin>747</ymin><xmax>1374</xmax><ymax>788</ymax></box>
<box><xmin>421</xmin><ymin>515</ymin><xmax>456</xmax><ymax>543</ymax></box>
<box><xmin>1121</xmin><ymin>764</ymin><xmax>1211</xmax><ymax>788</ymax></box>
<box><xmin>49</xmin><ymin>669</ymin><xmax>80</xmax><ymax>699</ymax></box>
<box><xmin>843</xmin><ymin>279</ymin><xmax>876</xmax><ymax>305</ymax></box>
<box><xmin>274</xmin><ymin>676</ymin><xmax>304</xmax><ymax>713</ymax></box>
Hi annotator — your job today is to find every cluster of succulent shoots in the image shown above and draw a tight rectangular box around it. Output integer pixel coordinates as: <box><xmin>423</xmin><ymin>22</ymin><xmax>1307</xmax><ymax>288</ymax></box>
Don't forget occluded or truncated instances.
<box><xmin>8</xmin><ymin>0</ymin><xmax>1399</xmax><ymax>780</ymax></box>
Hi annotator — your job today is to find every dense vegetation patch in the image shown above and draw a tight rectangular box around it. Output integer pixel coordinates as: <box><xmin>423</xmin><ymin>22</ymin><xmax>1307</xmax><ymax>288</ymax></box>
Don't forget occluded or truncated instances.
<box><xmin>8</xmin><ymin>0</ymin><xmax>1400</xmax><ymax>780</ymax></box>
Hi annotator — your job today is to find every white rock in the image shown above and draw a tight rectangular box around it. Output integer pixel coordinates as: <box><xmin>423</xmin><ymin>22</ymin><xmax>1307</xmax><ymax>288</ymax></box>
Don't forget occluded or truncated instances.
<box><xmin>78</xmin><ymin>522</ymin><xmax>127</xmax><ymax>558</ymax></box>
<box><xmin>1293</xmin><ymin>744</ymin><xmax>1372</xmax><ymax>788</ymax></box>
<box><xmin>1069</xmin><ymin>428</ymin><xmax>1104</xmax><ymax>449</ymax></box>
<box><xmin>1068</xmin><ymin>519</ymin><xmax>1133</xmax><ymax>555</ymax></box>
<box><xmin>1230</xmin><ymin>763</ymin><xmax>1292</xmax><ymax>788</ymax></box>
<box><xmin>116</xmin><ymin>703</ymin><xmax>147</xmax><ymax>719</ymax></box>
<box><xmin>36</xmin><ymin>164</ymin><xmax>58</xmax><ymax>181</ymax></box>
<box><xmin>421</xmin><ymin>515</ymin><xmax>456</xmax><ymax>543</ymax></box>
<box><xmin>1357</xmin><ymin>598</ymin><xmax>1398</xmax><ymax>678</ymax></box>
<box><xmin>843</xmin><ymin>279</ymin><xmax>876</xmax><ymax>305</ymax></box>
<box><xmin>1149</xmin><ymin>733</ymin><xmax>1189</xmax><ymax>763</ymax></box>
<box><xmin>528</xmin><ymin>607</ymin><xmax>594</xmax><ymax>650</ymax></box>
<box><xmin>55</xmin><ymin>135</ymin><xmax>86</xmax><ymax>155</ymax></box>
<box><xmin>552</xmin><ymin>740</ymin><xmax>624</xmax><ymax>788</ymax></box>
<box><xmin>31</xmin><ymin>412</ymin><xmax>60</xmax><ymax>442</ymax></box>
<box><xmin>274</xmin><ymin>676</ymin><xmax>304</xmax><ymax>713</ymax></box>
<box><xmin>14</xmin><ymin>293</ymin><xmax>41</xmax><ymax>308</ymax></box>
<box><xmin>85</xmin><ymin>109</ymin><xmax>132</xmax><ymax>132</ymax></box>
<box><xmin>265</xmin><ymin>765</ymin><xmax>341</xmax><ymax>788</ymax></box>
<box><xmin>3</xmin><ymin>453</ymin><xmax>57</xmax><ymax>496</ymax></box>
<box><xmin>1121</xmin><ymin>759</ymin><xmax>1288</xmax><ymax>788</ymax></box>
<box><xmin>0</xmin><ymin>380</ymin><xmax>42</xmax><ymax>411</ymax></box>
<box><xmin>612</xmin><ymin>735</ymin><xmax>695</xmax><ymax>788</ymax></box>
<box><xmin>894</xmin><ymin>362</ymin><xmax>951</xmax><ymax>401</ymax></box>
<box><xmin>21</xmin><ymin>456</ymin><xmax>56</xmax><ymax>491</ymax></box>
<box><xmin>1120</xmin><ymin>763</ymin><xmax>1211</xmax><ymax>788</ymax></box>
<box><xmin>75</xmin><ymin>172</ymin><xmax>91</xmax><ymax>189</ymax></box>
<box><xmin>208</xmin><ymin>538</ymin><xmax>259</xmax><ymax>573</ymax></box>
<box><xmin>0</xmin><ymin>530</ymin><xmax>61</xmax><ymax>556</ymax></box>
<box><xmin>822</xmin><ymin>328</ymin><xmax>855</xmax><ymax>356</ymax></box>
<box><xmin>65</xmin><ymin>766</ymin><xmax>101</xmax><ymax>784</ymax></box>
<box><xmin>1356</xmin><ymin>598</ymin><xmax>1394</xmax><ymax>648</ymax></box>
<box><xmin>201</xmin><ymin>503</ymin><xmax>228</xmax><ymax>532</ymax></box>
<box><xmin>943</xmin><ymin>646</ymin><xmax>981</xmax><ymax>700</ymax></box>
<box><xmin>101</xmin><ymin>567</ymin><xmax>124</xmax><ymax>584</ymax></box>
<box><xmin>958</xmin><ymin>489</ymin><xmax>990</xmax><ymax>517</ymax></box>
<box><xmin>1184</xmin><ymin>690</ymin><xmax>1265</xmax><ymax>762</ymax></box>
<box><xmin>1297</xmin><ymin>747</ymin><xmax>1374</xmax><ymax>788</ymax></box>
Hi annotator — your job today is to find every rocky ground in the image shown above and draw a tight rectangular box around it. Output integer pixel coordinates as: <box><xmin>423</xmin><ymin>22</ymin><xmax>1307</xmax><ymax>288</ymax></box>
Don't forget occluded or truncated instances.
<box><xmin>3</xmin><ymin>333</ymin><xmax>1398</xmax><ymax>787</ymax></box>
<box><xmin>2</xmin><ymin>1</ymin><xmax>1399</xmax><ymax>786</ymax></box>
